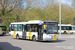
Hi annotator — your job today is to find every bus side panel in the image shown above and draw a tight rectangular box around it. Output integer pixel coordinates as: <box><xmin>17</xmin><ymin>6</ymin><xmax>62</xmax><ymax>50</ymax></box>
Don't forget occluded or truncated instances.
<box><xmin>58</xmin><ymin>30</ymin><xmax>72</xmax><ymax>34</ymax></box>
<box><xmin>13</xmin><ymin>31</ymin><xmax>16</xmax><ymax>38</ymax></box>
<box><xmin>28</xmin><ymin>32</ymin><xmax>32</xmax><ymax>39</ymax></box>
<box><xmin>0</xmin><ymin>32</ymin><xmax>2</xmax><ymax>35</ymax></box>
<box><xmin>16</xmin><ymin>31</ymin><xmax>23</xmax><ymax>38</ymax></box>
<box><xmin>26</xmin><ymin>32</ymin><xmax>38</xmax><ymax>40</ymax></box>
<box><xmin>31</xmin><ymin>32</ymin><xmax>38</xmax><ymax>40</ymax></box>
<box><xmin>67</xmin><ymin>30</ymin><xmax>73</xmax><ymax>34</ymax></box>
<box><xmin>58</xmin><ymin>30</ymin><xmax>67</xmax><ymax>34</ymax></box>
<box><xmin>53</xmin><ymin>34</ymin><xmax>58</xmax><ymax>40</ymax></box>
<box><xmin>11</xmin><ymin>31</ymin><xmax>14</xmax><ymax>37</ymax></box>
<box><xmin>26</xmin><ymin>32</ymin><xmax>29</xmax><ymax>39</ymax></box>
<box><xmin>11</xmin><ymin>31</ymin><xmax>22</xmax><ymax>38</ymax></box>
<box><xmin>72</xmin><ymin>30</ymin><xmax>75</xmax><ymax>34</ymax></box>
<box><xmin>0</xmin><ymin>27</ymin><xmax>2</xmax><ymax>35</ymax></box>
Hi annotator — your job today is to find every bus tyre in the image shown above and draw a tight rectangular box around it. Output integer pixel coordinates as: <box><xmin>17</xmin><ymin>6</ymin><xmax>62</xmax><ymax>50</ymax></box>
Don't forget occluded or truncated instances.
<box><xmin>64</xmin><ymin>31</ymin><xmax>67</xmax><ymax>34</ymax></box>
<box><xmin>16</xmin><ymin>34</ymin><xmax>19</xmax><ymax>39</ymax></box>
<box><xmin>32</xmin><ymin>36</ymin><xmax>36</xmax><ymax>41</ymax></box>
<box><xmin>71</xmin><ymin>32</ymin><xmax>73</xmax><ymax>34</ymax></box>
<box><xmin>2</xmin><ymin>33</ymin><xmax>4</xmax><ymax>36</ymax></box>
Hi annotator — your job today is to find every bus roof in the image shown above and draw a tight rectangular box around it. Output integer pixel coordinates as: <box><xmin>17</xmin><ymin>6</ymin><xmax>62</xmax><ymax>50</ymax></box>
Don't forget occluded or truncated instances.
<box><xmin>58</xmin><ymin>24</ymin><xmax>72</xmax><ymax>26</ymax></box>
<box><xmin>11</xmin><ymin>22</ymin><xmax>27</xmax><ymax>24</ymax></box>
<box><xmin>11</xmin><ymin>20</ymin><xmax>58</xmax><ymax>25</ymax></box>
<box><xmin>28</xmin><ymin>20</ymin><xmax>43</xmax><ymax>22</ymax></box>
<box><xmin>72</xmin><ymin>25</ymin><xmax>75</xmax><ymax>27</ymax></box>
<box><xmin>0</xmin><ymin>25</ymin><xmax>6</xmax><ymax>27</ymax></box>
<box><xmin>11</xmin><ymin>22</ymin><xmax>43</xmax><ymax>25</ymax></box>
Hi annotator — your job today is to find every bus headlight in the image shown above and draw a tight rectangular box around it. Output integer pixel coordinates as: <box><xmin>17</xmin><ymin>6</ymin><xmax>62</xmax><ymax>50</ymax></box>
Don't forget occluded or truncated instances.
<box><xmin>49</xmin><ymin>35</ymin><xmax>53</xmax><ymax>39</ymax></box>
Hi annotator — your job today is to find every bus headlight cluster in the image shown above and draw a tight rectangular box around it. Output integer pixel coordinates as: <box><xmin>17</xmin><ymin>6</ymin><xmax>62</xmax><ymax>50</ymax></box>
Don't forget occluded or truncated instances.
<box><xmin>50</xmin><ymin>36</ymin><xmax>53</xmax><ymax>39</ymax></box>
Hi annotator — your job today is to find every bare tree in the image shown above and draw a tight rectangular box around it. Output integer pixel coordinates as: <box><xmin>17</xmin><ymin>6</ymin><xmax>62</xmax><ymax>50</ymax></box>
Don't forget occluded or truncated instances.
<box><xmin>0</xmin><ymin>0</ymin><xmax>32</xmax><ymax>23</ymax></box>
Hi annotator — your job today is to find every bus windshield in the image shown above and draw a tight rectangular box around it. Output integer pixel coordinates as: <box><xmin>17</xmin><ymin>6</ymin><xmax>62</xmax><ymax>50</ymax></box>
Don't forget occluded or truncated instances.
<box><xmin>44</xmin><ymin>22</ymin><xmax>58</xmax><ymax>34</ymax></box>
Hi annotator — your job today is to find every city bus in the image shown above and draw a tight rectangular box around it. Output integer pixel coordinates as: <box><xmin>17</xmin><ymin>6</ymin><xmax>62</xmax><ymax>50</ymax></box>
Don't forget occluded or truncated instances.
<box><xmin>58</xmin><ymin>24</ymin><xmax>73</xmax><ymax>34</ymax></box>
<box><xmin>72</xmin><ymin>25</ymin><xmax>75</xmax><ymax>34</ymax></box>
<box><xmin>9</xmin><ymin>25</ymin><xmax>11</xmax><ymax>35</ymax></box>
<box><xmin>9</xmin><ymin>20</ymin><xmax>58</xmax><ymax>41</ymax></box>
<box><xmin>0</xmin><ymin>25</ymin><xmax>6</xmax><ymax>36</ymax></box>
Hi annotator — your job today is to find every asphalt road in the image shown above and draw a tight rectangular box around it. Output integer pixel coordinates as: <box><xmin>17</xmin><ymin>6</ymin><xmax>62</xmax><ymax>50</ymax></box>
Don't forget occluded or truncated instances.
<box><xmin>0</xmin><ymin>34</ymin><xmax>75</xmax><ymax>50</ymax></box>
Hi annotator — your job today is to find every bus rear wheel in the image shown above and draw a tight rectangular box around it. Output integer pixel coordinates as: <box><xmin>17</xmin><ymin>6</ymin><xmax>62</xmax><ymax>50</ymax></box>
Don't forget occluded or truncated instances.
<box><xmin>16</xmin><ymin>34</ymin><xmax>19</xmax><ymax>39</ymax></box>
<box><xmin>2</xmin><ymin>32</ymin><xmax>4</xmax><ymax>36</ymax></box>
<box><xmin>32</xmin><ymin>36</ymin><xmax>36</xmax><ymax>41</ymax></box>
<box><xmin>64</xmin><ymin>31</ymin><xmax>67</xmax><ymax>34</ymax></box>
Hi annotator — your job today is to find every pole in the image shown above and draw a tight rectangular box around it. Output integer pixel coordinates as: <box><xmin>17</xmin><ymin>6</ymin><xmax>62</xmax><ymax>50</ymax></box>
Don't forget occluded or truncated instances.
<box><xmin>59</xmin><ymin>0</ymin><xmax>61</xmax><ymax>36</ymax></box>
<box><xmin>17</xmin><ymin>15</ymin><xmax>18</xmax><ymax>22</ymax></box>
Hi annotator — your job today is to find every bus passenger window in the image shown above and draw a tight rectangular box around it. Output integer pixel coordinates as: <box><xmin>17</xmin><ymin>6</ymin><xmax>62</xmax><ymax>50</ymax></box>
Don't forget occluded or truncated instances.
<box><xmin>11</xmin><ymin>25</ymin><xmax>14</xmax><ymax>31</ymax></box>
<box><xmin>14</xmin><ymin>25</ymin><xmax>17</xmax><ymax>31</ymax></box>
<box><xmin>17</xmin><ymin>24</ymin><xmax>22</xmax><ymax>31</ymax></box>
<box><xmin>30</xmin><ymin>24</ymin><xmax>38</xmax><ymax>32</ymax></box>
<box><xmin>31</xmin><ymin>26</ymin><xmax>34</xmax><ymax>32</ymax></box>
<box><xmin>35</xmin><ymin>27</ymin><xmax>37</xmax><ymax>32</ymax></box>
<box><xmin>27</xmin><ymin>25</ymin><xmax>31</xmax><ymax>32</ymax></box>
<box><xmin>69</xmin><ymin>27</ymin><xmax>72</xmax><ymax>30</ymax></box>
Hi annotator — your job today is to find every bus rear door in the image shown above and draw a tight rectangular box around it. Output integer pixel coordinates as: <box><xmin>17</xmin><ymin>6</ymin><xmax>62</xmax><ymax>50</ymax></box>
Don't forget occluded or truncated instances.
<box><xmin>37</xmin><ymin>25</ymin><xmax>43</xmax><ymax>41</ymax></box>
<box><xmin>22</xmin><ymin>25</ymin><xmax>26</xmax><ymax>39</ymax></box>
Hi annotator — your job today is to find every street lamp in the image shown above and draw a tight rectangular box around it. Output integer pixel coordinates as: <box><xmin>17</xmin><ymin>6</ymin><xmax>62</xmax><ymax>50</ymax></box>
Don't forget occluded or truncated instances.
<box><xmin>59</xmin><ymin>0</ymin><xmax>61</xmax><ymax>36</ymax></box>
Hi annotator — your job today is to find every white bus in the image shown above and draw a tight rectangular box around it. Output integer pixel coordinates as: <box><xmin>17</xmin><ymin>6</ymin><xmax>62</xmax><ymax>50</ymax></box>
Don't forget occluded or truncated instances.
<box><xmin>9</xmin><ymin>25</ymin><xmax>11</xmax><ymax>35</ymax></box>
<box><xmin>9</xmin><ymin>20</ymin><xmax>58</xmax><ymax>41</ymax></box>
<box><xmin>58</xmin><ymin>24</ymin><xmax>73</xmax><ymax>34</ymax></box>
<box><xmin>72</xmin><ymin>25</ymin><xmax>75</xmax><ymax>34</ymax></box>
<box><xmin>0</xmin><ymin>25</ymin><xmax>6</xmax><ymax>36</ymax></box>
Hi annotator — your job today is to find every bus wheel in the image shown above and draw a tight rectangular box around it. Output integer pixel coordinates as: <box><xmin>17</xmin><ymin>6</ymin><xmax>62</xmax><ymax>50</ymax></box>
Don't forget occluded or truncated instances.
<box><xmin>16</xmin><ymin>34</ymin><xmax>19</xmax><ymax>39</ymax></box>
<box><xmin>71</xmin><ymin>32</ymin><xmax>73</xmax><ymax>34</ymax></box>
<box><xmin>32</xmin><ymin>36</ymin><xmax>36</xmax><ymax>41</ymax></box>
<box><xmin>2</xmin><ymin>33</ymin><xmax>4</xmax><ymax>36</ymax></box>
<box><xmin>64</xmin><ymin>31</ymin><xmax>67</xmax><ymax>34</ymax></box>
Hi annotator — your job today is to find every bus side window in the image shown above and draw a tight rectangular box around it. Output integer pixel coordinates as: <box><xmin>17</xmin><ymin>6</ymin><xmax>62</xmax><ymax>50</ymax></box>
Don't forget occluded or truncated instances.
<box><xmin>11</xmin><ymin>25</ymin><xmax>14</xmax><ymax>31</ymax></box>
<box><xmin>35</xmin><ymin>26</ymin><xmax>37</xmax><ymax>32</ymax></box>
<box><xmin>69</xmin><ymin>27</ymin><xmax>72</xmax><ymax>30</ymax></box>
<box><xmin>27</xmin><ymin>25</ymin><xmax>31</xmax><ymax>32</ymax></box>
<box><xmin>14</xmin><ymin>25</ymin><xmax>17</xmax><ymax>31</ymax></box>
<box><xmin>17</xmin><ymin>24</ymin><xmax>22</xmax><ymax>31</ymax></box>
<box><xmin>73</xmin><ymin>27</ymin><xmax>75</xmax><ymax>30</ymax></box>
<box><xmin>31</xmin><ymin>26</ymin><xmax>34</xmax><ymax>32</ymax></box>
<box><xmin>31</xmin><ymin>24</ymin><xmax>38</xmax><ymax>32</ymax></box>
<box><xmin>58</xmin><ymin>26</ymin><xmax>59</xmax><ymax>30</ymax></box>
<box><xmin>63</xmin><ymin>27</ymin><xmax>66</xmax><ymax>30</ymax></box>
<box><xmin>9</xmin><ymin>27</ymin><xmax>10</xmax><ymax>31</ymax></box>
<box><xmin>61</xmin><ymin>26</ymin><xmax>63</xmax><ymax>30</ymax></box>
<box><xmin>66</xmin><ymin>26</ymin><xmax>71</xmax><ymax>30</ymax></box>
